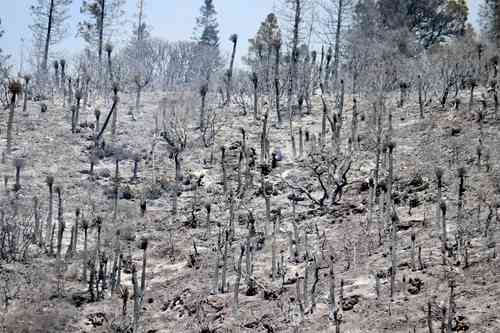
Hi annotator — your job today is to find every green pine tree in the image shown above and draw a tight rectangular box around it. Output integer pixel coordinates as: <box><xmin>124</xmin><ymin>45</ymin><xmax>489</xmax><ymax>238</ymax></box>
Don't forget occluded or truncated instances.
<box><xmin>244</xmin><ymin>13</ymin><xmax>281</xmax><ymax>70</ymax></box>
<box><xmin>194</xmin><ymin>0</ymin><xmax>220</xmax><ymax>48</ymax></box>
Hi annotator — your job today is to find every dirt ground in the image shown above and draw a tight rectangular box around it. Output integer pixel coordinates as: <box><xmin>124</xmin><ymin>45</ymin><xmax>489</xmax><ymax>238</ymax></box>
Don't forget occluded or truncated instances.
<box><xmin>0</xmin><ymin>86</ymin><xmax>499</xmax><ymax>333</ymax></box>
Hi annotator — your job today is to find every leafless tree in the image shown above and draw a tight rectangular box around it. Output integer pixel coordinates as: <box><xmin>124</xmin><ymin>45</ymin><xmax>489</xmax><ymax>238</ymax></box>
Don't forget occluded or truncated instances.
<box><xmin>318</xmin><ymin>0</ymin><xmax>354</xmax><ymax>91</ymax></box>
<box><xmin>160</xmin><ymin>93</ymin><xmax>192</xmax><ymax>216</ymax></box>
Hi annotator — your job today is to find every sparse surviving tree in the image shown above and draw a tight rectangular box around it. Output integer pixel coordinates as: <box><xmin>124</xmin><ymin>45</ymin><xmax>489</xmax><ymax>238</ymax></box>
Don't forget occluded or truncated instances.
<box><xmin>194</xmin><ymin>0</ymin><xmax>221</xmax><ymax>58</ymax></box>
<box><xmin>377</xmin><ymin>0</ymin><xmax>467</xmax><ymax>48</ymax></box>
<box><xmin>29</xmin><ymin>0</ymin><xmax>72</xmax><ymax>75</ymax></box>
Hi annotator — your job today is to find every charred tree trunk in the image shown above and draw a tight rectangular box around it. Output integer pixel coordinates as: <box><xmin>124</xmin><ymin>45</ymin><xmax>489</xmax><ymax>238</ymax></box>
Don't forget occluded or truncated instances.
<box><xmin>42</xmin><ymin>0</ymin><xmax>55</xmax><ymax>74</ymax></box>
<box><xmin>274</xmin><ymin>41</ymin><xmax>282</xmax><ymax>126</ymax></box>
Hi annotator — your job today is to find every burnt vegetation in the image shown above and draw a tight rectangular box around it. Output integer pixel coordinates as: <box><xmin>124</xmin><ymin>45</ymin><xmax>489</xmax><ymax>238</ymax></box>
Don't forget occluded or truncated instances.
<box><xmin>0</xmin><ymin>0</ymin><xmax>499</xmax><ymax>332</ymax></box>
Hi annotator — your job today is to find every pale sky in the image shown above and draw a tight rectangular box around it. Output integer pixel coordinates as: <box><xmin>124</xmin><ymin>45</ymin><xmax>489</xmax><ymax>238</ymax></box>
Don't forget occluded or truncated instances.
<box><xmin>1</xmin><ymin>0</ymin><xmax>482</xmax><ymax>71</ymax></box>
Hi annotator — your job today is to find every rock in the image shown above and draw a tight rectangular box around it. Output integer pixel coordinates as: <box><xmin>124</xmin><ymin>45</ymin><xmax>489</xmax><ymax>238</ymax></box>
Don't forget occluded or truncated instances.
<box><xmin>98</xmin><ymin>168</ymin><xmax>111</xmax><ymax>178</ymax></box>
<box><xmin>263</xmin><ymin>289</ymin><xmax>279</xmax><ymax>300</ymax></box>
<box><xmin>451</xmin><ymin>127</ymin><xmax>461</xmax><ymax>136</ymax></box>
<box><xmin>86</xmin><ymin>312</ymin><xmax>107</xmax><ymax>327</ymax></box>
<box><xmin>287</xmin><ymin>193</ymin><xmax>305</xmax><ymax>202</ymax></box>
<box><xmin>453</xmin><ymin>315</ymin><xmax>470</xmax><ymax>331</ymax></box>
<box><xmin>120</xmin><ymin>185</ymin><xmax>134</xmax><ymax>200</ymax></box>
<box><xmin>254</xmin><ymin>232</ymin><xmax>266</xmax><ymax>251</ymax></box>
<box><xmin>244</xmin><ymin>320</ymin><xmax>260</xmax><ymax>329</ymax></box>
<box><xmin>79</xmin><ymin>121</ymin><xmax>94</xmax><ymax>129</ymax></box>
<box><xmin>71</xmin><ymin>292</ymin><xmax>89</xmax><ymax>307</ymax></box>
<box><xmin>144</xmin><ymin>184</ymin><xmax>162</xmax><ymax>200</ymax></box>
<box><xmin>342</xmin><ymin>295</ymin><xmax>360</xmax><ymax>311</ymax></box>
<box><xmin>161</xmin><ymin>302</ymin><xmax>170</xmax><ymax>311</ymax></box>
<box><xmin>283</xmin><ymin>277</ymin><xmax>297</xmax><ymax>285</ymax></box>
<box><xmin>409</xmin><ymin>183</ymin><xmax>429</xmax><ymax>193</ymax></box>
<box><xmin>237</xmin><ymin>210</ymin><xmax>250</xmax><ymax>226</ymax></box>
<box><xmin>408</xmin><ymin>277</ymin><xmax>424</xmax><ymax>295</ymax></box>
<box><xmin>358</xmin><ymin>181</ymin><xmax>370</xmax><ymax>193</ymax></box>
<box><xmin>260</xmin><ymin>163</ymin><xmax>272</xmax><ymax>176</ymax></box>
<box><xmin>408</xmin><ymin>174</ymin><xmax>424</xmax><ymax>187</ymax></box>
<box><xmin>246</xmin><ymin>284</ymin><xmax>258</xmax><ymax>296</ymax></box>
<box><xmin>206</xmin><ymin>295</ymin><xmax>224</xmax><ymax>311</ymax></box>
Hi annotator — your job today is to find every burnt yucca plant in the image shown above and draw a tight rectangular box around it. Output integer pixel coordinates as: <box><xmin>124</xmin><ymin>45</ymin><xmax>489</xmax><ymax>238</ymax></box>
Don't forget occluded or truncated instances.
<box><xmin>60</xmin><ymin>59</ymin><xmax>66</xmax><ymax>86</ymax></box>
<box><xmin>13</xmin><ymin>158</ymin><xmax>25</xmax><ymax>191</ymax></box>
<box><xmin>74</xmin><ymin>90</ymin><xmax>83</xmax><ymax>131</ymax></box>
<box><xmin>81</xmin><ymin>217</ymin><xmax>90</xmax><ymax>282</ymax></box>
<box><xmin>53</xmin><ymin>60</ymin><xmax>60</xmax><ymax>89</ymax></box>
<box><xmin>251</xmin><ymin>72</ymin><xmax>258</xmax><ymax>120</ymax></box>
<box><xmin>111</xmin><ymin>83</ymin><xmax>119</xmax><ymax>137</ymax></box>
<box><xmin>6</xmin><ymin>81</ymin><xmax>23</xmax><ymax>155</ymax></box>
<box><xmin>139</xmin><ymin>237</ymin><xmax>148</xmax><ymax>301</ymax></box>
<box><xmin>46</xmin><ymin>175</ymin><xmax>55</xmax><ymax>255</ymax></box>
<box><xmin>132</xmin><ymin>153</ymin><xmax>141</xmax><ymax>180</ymax></box>
<box><xmin>71</xmin><ymin>106</ymin><xmax>77</xmax><ymax>133</ymax></box>
<box><xmin>199</xmin><ymin>82</ymin><xmax>209</xmax><ymax>130</ymax></box>
<box><xmin>94</xmin><ymin>109</ymin><xmax>101</xmax><ymax>134</ymax></box>
<box><xmin>105</xmin><ymin>43</ymin><xmax>114</xmax><ymax>82</ymax></box>
<box><xmin>225</xmin><ymin>34</ymin><xmax>238</xmax><ymax>104</ymax></box>
<box><xmin>22</xmin><ymin>74</ymin><xmax>31</xmax><ymax>113</ymax></box>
